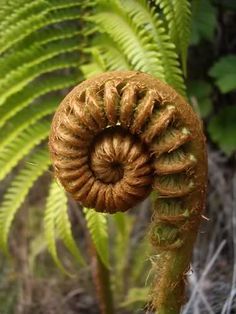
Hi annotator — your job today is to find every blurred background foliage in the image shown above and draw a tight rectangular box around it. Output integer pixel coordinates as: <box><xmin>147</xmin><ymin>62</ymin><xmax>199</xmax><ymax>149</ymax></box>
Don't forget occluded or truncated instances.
<box><xmin>0</xmin><ymin>0</ymin><xmax>235</xmax><ymax>313</ymax></box>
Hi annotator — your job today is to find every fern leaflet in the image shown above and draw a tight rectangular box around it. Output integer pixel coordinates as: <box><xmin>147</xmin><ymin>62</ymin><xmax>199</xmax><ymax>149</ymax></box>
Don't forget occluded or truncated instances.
<box><xmin>91</xmin><ymin>0</ymin><xmax>164</xmax><ymax>79</ymax></box>
<box><xmin>83</xmin><ymin>207</ymin><xmax>109</xmax><ymax>268</ymax></box>
<box><xmin>155</xmin><ymin>0</ymin><xmax>191</xmax><ymax>76</ymax></box>
<box><xmin>0</xmin><ymin>97</ymin><xmax>59</xmax><ymax>151</ymax></box>
<box><xmin>44</xmin><ymin>180</ymin><xmax>71</xmax><ymax>274</ymax></box>
<box><xmin>0</xmin><ymin>54</ymin><xmax>79</xmax><ymax>106</ymax></box>
<box><xmin>0</xmin><ymin>148</ymin><xmax>50</xmax><ymax>253</ymax></box>
<box><xmin>0</xmin><ymin>120</ymin><xmax>50</xmax><ymax>181</ymax></box>
<box><xmin>44</xmin><ymin>180</ymin><xmax>85</xmax><ymax>272</ymax></box>
<box><xmin>0</xmin><ymin>73</ymin><xmax>78</xmax><ymax>128</ymax></box>
<box><xmin>54</xmin><ymin>183</ymin><xmax>85</xmax><ymax>266</ymax></box>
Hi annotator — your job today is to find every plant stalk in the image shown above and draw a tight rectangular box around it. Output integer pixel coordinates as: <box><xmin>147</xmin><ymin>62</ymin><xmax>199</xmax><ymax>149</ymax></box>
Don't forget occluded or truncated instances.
<box><xmin>152</xmin><ymin>226</ymin><xmax>200</xmax><ymax>314</ymax></box>
<box><xmin>88</xmin><ymin>240</ymin><xmax>114</xmax><ymax>314</ymax></box>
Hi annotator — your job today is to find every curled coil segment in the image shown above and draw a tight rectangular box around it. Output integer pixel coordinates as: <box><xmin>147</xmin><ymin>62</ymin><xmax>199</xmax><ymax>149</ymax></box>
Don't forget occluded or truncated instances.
<box><xmin>49</xmin><ymin>71</ymin><xmax>207</xmax><ymax>250</ymax></box>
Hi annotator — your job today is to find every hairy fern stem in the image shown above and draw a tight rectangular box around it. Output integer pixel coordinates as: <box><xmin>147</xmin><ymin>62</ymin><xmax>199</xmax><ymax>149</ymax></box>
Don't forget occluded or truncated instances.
<box><xmin>49</xmin><ymin>71</ymin><xmax>207</xmax><ymax>313</ymax></box>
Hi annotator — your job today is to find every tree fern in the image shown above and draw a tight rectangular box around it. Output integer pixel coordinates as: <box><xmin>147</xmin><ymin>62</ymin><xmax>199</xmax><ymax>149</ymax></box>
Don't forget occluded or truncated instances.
<box><xmin>155</xmin><ymin>0</ymin><xmax>191</xmax><ymax>75</ymax></box>
<box><xmin>83</xmin><ymin>208</ymin><xmax>109</xmax><ymax>268</ymax></box>
<box><xmin>44</xmin><ymin>180</ymin><xmax>85</xmax><ymax>271</ymax></box>
<box><xmin>0</xmin><ymin>148</ymin><xmax>50</xmax><ymax>253</ymax></box>
<box><xmin>0</xmin><ymin>1</ymin><xmax>194</xmax><ymax>286</ymax></box>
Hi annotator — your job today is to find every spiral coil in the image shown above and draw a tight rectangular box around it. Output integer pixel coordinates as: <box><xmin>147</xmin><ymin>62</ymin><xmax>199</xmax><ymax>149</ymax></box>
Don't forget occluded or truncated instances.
<box><xmin>49</xmin><ymin>71</ymin><xmax>207</xmax><ymax>249</ymax></box>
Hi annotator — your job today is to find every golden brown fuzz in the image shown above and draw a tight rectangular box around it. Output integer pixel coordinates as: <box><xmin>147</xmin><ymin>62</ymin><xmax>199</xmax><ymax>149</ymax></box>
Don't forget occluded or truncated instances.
<box><xmin>49</xmin><ymin>71</ymin><xmax>206</xmax><ymax>215</ymax></box>
<box><xmin>49</xmin><ymin>71</ymin><xmax>207</xmax><ymax>312</ymax></box>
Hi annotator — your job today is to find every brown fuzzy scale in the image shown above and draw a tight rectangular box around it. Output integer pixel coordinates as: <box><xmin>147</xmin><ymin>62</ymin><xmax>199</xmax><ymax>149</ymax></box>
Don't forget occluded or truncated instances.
<box><xmin>49</xmin><ymin>71</ymin><xmax>207</xmax><ymax>313</ymax></box>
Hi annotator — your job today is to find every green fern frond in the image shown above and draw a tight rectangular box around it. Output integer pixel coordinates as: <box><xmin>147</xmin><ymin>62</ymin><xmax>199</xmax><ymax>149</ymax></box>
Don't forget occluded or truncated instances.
<box><xmin>55</xmin><ymin>184</ymin><xmax>85</xmax><ymax>266</ymax></box>
<box><xmin>44</xmin><ymin>180</ymin><xmax>71</xmax><ymax>274</ymax></box>
<box><xmin>83</xmin><ymin>207</ymin><xmax>109</xmax><ymax>268</ymax></box>
<box><xmin>122</xmin><ymin>0</ymin><xmax>185</xmax><ymax>94</ymax></box>
<box><xmin>1</xmin><ymin>38</ymin><xmax>79</xmax><ymax>84</ymax></box>
<box><xmin>0</xmin><ymin>3</ymin><xmax>83</xmax><ymax>54</ymax></box>
<box><xmin>91</xmin><ymin>0</ymin><xmax>164</xmax><ymax>79</ymax></box>
<box><xmin>44</xmin><ymin>180</ymin><xmax>85</xmax><ymax>271</ymax></box>
<box><xmin>155</xmin><ymin>0</ymin><xmax>191</xmax><ymax>75</ymax></box>
<box><xmin>0</xmin><ymin>73</ymin><xmax>78</xmax><ymax>128</ymax></box>
<box><xmin>81</xmin><ymin>35</ymin><xmax>131</xmax><ymax>79</ymax></box>
<box><xmin>0</xmin><ymin>148</ymin><xmax>50</xmax><ymax>254</ymax></box>
<box><xmin>0</xmin><ymin>54</ymin><xmax>79</xmax><ymax>106</ymax></box>
<box><xmin>0</xmin><ymin>31</ymin><xmax>82</xmax><ymax>75</ymax></box>
<box><xmin>0</xmin><ymin>1</ymin><xmax>46</xmax><ymax>34</ymax></box>
<box><xmin>15</xmin><ymin>22</ymin><xmax>82</xmax><ymax>52</ymax></box>
<box><xmin>0</xmin><ymin>97</ymin><xmax>59</xmax><ymax>151</ymax></box>
<box><xmin>95</xmin><ymin>35</ymin><xmax>131</xmax><ymax>71</ymax></box>
<box><xmin>0</xmin><ymin>120</ymin><xmax>50</xmax><ymax>181</ymax></box>
<box><xmin>0</xmin><ymin>0</ymin><xmax>89</xmax><ymax>267</ymax></box>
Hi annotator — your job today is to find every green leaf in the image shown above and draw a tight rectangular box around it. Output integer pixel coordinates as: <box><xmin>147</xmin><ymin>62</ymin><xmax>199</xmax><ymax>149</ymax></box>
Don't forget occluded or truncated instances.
<box><xmin>191</xmin><ymin>0</ymin><xmax>217</xmax><ymax>45</ymax></box>
<box><xmin>155</xmin><ymin>0</ymin><xmax>191</xmax><ymax>76</ymax></box>
<box><xmin>0</xmin><ymin>148</ymin><xmax>50</xmax><ymax>254</ymax></box>
<box><xmin>90</xmin><ymin>1</ymin><xmax>164</xmax><ymax>79</ymax></box>
<box><xmin>44</xmin><ymin>180</ymin><xmax>71</xmax><ymax>274</ymax></box>
<box><xmin>44</xmin><ymin>180</ymin><xmax>85</xmax><ymax>272</ymax></box>
<box><xmin>83</xmin><ymin>207</ymin><xmax>109</xmax><ymax>268</ymax></box>
<box><xmin>123</xmin><ymin>0</ymin><xmax>186</xmax><ymax>93</ymax></box>
<box><xmin>209</xmin><ymin>55</ymin><xmax>236</xmax><ymax>93</ymax></box>
<box><xmin>0</xmin><ymin>97</ymin><xmax>58</xmax><ymax>151</ymax></box>
<box><xmin>0</xmin><ymin>53</ymin><xmax>80</xmax><ymax>106</ymax></box>
<box><xmin>0</xmin><ymin>37</ymin><xmax>80</xmax><ymax>82</ymax></box>
<box><xmin>187</xmin><ymin>80</ymin><xmax>213</xmax><ymax>117</ymax></box>
<box><xmin>0</xmin><ymin>73</ymin><xmax>78</xmax><ymax>128</ymax></box>
<box><xmin>0</xmin><ymin>120</ymin><xmax>50</xmax><ymax>181</ymax></box>
<box><xmin>208</xmin><ymin>106</ymin><xmax>236</xmax><ymax>155</ymax></box>
<box><xmin>0</xmin><ymin>4</ymin><xmax>82</xmax><ymax>54</ymax></box>
<box><xmin>55</xmin><ymin>183</ymin><xmax>85</xmax><ymax>266</ymax></box>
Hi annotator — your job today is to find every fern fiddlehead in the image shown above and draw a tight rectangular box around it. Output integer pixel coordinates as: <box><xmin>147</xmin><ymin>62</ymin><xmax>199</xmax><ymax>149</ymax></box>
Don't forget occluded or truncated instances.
<box><xmin>49</xmin><ymin>71</ymin><xmax>207</xmax><ymax>313</ymax></box>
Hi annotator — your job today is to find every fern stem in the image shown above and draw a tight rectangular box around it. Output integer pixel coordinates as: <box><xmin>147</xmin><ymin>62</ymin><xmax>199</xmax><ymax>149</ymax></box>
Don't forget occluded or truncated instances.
<box><xmin>152</xmin><ymin>227</ymin><xmax>200</xmax><ymax>313</ymax></box>
<box><xmin>88</xmin><ymin>239</ymin><xmax>114</xmax><ymax>314</ymax></box>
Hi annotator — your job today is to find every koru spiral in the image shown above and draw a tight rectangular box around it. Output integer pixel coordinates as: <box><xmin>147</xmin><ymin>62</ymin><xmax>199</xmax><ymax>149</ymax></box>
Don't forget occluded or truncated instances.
<box><xmin>49</xmin><ymin>70</ymin><xmax>206</xmax><ymax>218</ymax></box>
<box><xmin>49</xmin><ymin>71</ymin><xmax>207</xmax><ymax>311</ymax></box>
